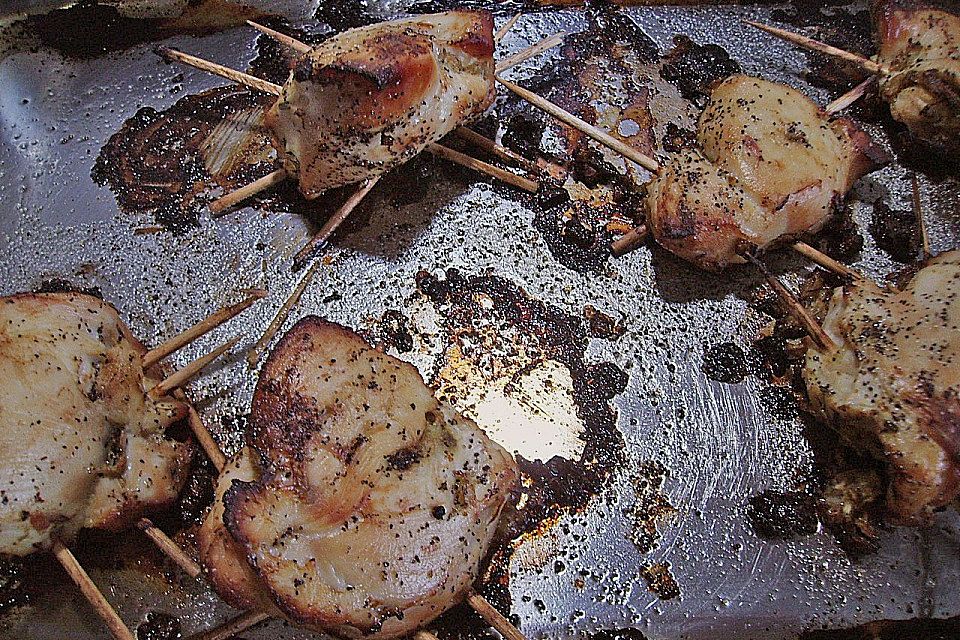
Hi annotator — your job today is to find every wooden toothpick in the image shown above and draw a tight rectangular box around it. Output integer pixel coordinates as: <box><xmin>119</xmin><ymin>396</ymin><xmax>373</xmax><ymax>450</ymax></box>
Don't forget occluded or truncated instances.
<box><xmin>744</xmin><ymin>21</ymin><xmax>888</xmax><ymax>75</ymax></box>
<box><xmin>52</xmin><ymin>539</ymin><xmax>135</xmax><ymax>640</ymax></box>
<box><xmin>148</xmin><ymin>336</ymin><xmax>240</xmax><ymax>400</ymax></box>
<box><xmin>143</xmin><ymin>292</ymin><xmax>265</xmax><ymax>369</ymax></box>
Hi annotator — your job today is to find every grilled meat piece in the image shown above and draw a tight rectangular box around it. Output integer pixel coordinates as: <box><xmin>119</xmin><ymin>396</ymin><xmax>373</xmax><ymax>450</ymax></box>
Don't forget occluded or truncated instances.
<box><xmin>803</xmin><ymin>250</ymin><xmax>960</xmax><ymax>524</ymax></box>
<box><xmin>646</xmin><ymin>149</ymin><xmax>773</xmax><ymax>268</ymax></box>
<box><xmin>874</xmin><ymin>0</ymin><xmax>960</xmax><ymax>154</ymax></box>
<box><xmin>0</xmin><ymin>293</ymin><xmax>191</xmax><ymax>555</ymax></box>
<box><xmin>646</xmin><ymin>75</ymin><xmax>887</xmax><ymax>270</ymax></box>
<box><xmin>266</xmin><ymin>10</ymin><xmax>496</xmax><ymax>198</ymax></box>
<box><xmin>198</xmin><ymin>318</ymin><xmax>517</xmax><ymax>638</ymax></box>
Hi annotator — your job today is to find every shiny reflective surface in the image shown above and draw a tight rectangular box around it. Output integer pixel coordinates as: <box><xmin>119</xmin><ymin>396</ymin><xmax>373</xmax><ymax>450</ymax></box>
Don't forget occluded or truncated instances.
<box><xmin>0</xmin><ymin>1</ymin><xmax>958</xmax><ymax>639</ymax></box>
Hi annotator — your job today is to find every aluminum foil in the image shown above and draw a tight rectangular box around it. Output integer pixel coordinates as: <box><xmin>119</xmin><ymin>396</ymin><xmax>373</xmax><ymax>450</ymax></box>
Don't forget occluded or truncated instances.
<box><xmin>0</xmin><ymin>1</ymin><xmax>957</xmax><ymax>639</ymax></box>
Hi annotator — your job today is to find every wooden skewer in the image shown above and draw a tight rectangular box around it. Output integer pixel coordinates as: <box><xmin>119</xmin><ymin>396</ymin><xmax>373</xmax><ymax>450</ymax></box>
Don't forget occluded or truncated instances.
<box><xmin>51</xmin><ymin>539</ymin><xmax>135</xmax><ymax>640</ymax></box>
<box><xmin>496</xmin><ymin>31</ymin><xmax>567</xmax><ymax>73</ymax></box>
<box><xmin>189</xmin><ymin>610</ymin><xmax>272</xmax><ymax>640</ymax></box>
<box><xmin>143</xmin><ymin>292</ymin><xmax>266</xmax><ymax>369</ymax></box>
<box><xmin>166</xmin><ymin>44</ymin><xmax>542</xmax><ymax>212</ymax></box>
<box><xmin>824</xmin><ymin>75</ymin><xmax>878</xmax><ymax>115</ymax></box>
<box><xmin>791</xmin><ymin>241</ymin><xmax>860</xmax><ymax>280</ymax></box>
<box><xmin>428</xmin><ymin>142</ymin><xmax>539</xmax><ymax>193</ymax></box>
<box><xmin>611</xmin><ymin>224</ymin><xmax>649</xmax><ymax>257</ymax></box>
<box><xmin>495</xmin><ymin>12</ymin><xmax>522</xmax><ymax>42</ymax></box>
<box><xmin>744</xmin><ymin>21</ymin><xmax>888</xmax><ymax>75</ymax></box>
<box><xmin>294</xmin><ymin>176</ymin><xmax>381</xmax><ymax>265</ymax></box>
<box><xmin>156</xmin><ymin>46</ymin><xmax>282</xmax><ymax>95</ymax></box>
<box><xmin>496</xmin><ymin>75</ymin><xmax>660</xmax><ymax>173</ymax></box>
<box><xmin>466</xmin><ymin>590</ymin><xmax>526</xmax><ymax>640</ymax></box>
<box><xmin>210</xmin><ymin>168</ymin><xmax>288</xmax><ymax>216</ymax></box>
<box><xmin>148</xmin><ymin>336</ymin><xmax>240</xmax><ymax>400</ymax></box>
<box><xmin>247</xmin><ymin>20</ymin><xmax>311</xmax><ymax>53</ymax></box>
<box><xmin>912</xmin><ymin>174</ymin><xmax>932</xmax><ymax>260</ymax></box>
<box><xmin>744</xmin><ymin>253</ymin><xmax>837</xmax><ymax>352</ymax></box>
<box><xmin>247</xmin><ymin>262</ymin><xmax>319</xmax><ymax>367</ymax></box>
<box><xmin>453</xmin><ymin>127</ymin><xmax>537</xmax><ymax>173</ymax></box>
<box><xmin>137</xmin><ymin>519</ymin><xmax>202</xmax><ymax>578</ymax></box>
<box><xmin>173</xmin><ymin>389</ymin><xmax>226</xmax><ymax>471</ymax></box>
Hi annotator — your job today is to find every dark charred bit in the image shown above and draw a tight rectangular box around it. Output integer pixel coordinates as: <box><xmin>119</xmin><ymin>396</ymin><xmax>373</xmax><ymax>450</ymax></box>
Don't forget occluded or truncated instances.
<box><xmin>660</xmin><ymin>35</ymin><xmax>741</xmax><ymax>105</ymax></box>
<box><xmin>870</xmin><ymin>199</ymin><xmax>920</xmax><ymax>263</ymax></box>
<box><xmin>661</xmin><ymin>122</ymin><xmax>697</xmax><ymax>154</ymax></box>
<box><xmin>20</xmin><ymin>0</ymin><xmax>264</xmax><ymax>60</ymax></box>
<box><xmin>248</xmin><ymin>18</ymin><xmax>331</xmax><ymax>85</ymax></box>
<box><xmin>701</xmin><ymin>342</ymin><xmax>748</xmax><ymax>384</ymax></box>
<box><xmin>502</xmin><ymin>114</ymin><xmax>546</xmax><ymax>161</ymax></box>
<box><xmin>887</xmin><ymin>127</ymin><xmax>960</xmax><ymax>179</ymax></box>
<box><xmin>750</xmin><ymin>334</ymin><xmax>795</xmax><ymax>380</ymax></box>
<box><xmin>816</xmin><ymin>467</ymin><xmax>884</xmax><ymax>559</ymax></box>
<box><xmin>314</xmin><ymin>1</ymin><xmax>379</xmax><ymax>31</ymax></box>
<box><xmin>136</xmin><ymin>611</ymin><xmax>182</xmax><ymax>640</ymax></box>
<box><xmin>534</xmin><ymin>204</ymin><xmax>613</xmax><ymax>274</ymax></box>
<box><xmin>801</xmin><ymin>616</ymin><xmax>960</xmax><ymax>640</ymax></box>
<box><xmin>32</xmin><ymin>278</ymin><xmax>103</xmax><ymax>299</ymax></box>
<box><xmin>639</xmin><ymin>562</ymin><xmax>681</xmax><ymax>600</ymax></box>
<box><xmin>384</xmin><ymin>447</ymin><xmax>422</xmax><ymax>472</ymax></box>
<box><xmin>96</xmin><ymin>85</ymin><xmax>360</xmax><ymax>232</ymax></box>
<box><xmin>629</xmin><ymin>461</ymin><xmax>676</xmax><ymax>555</ymax></box>
<box><xmin>583</xmin><ymin>305</ymin><xmax>626</xmax><ymax>340</ymax></box>
<box><xmin>414</xmin><ymin>269</ymin><xmax>638</xmax><ymax>593</ymax></box>
<box><xmin>173</xmin><ymin>449</ymin><xmax>217</xmax><ymax>527</ymax></box>
<box><xmin>769</xmin><ymin>1</ymin><xmax>873</xmax><ymax>94</ymax></box>
<box><xmin>809</xmin><ymin>203</ymin><xmax>863</xmax><ymax>263</ymax></box>
<box><xmin>359</xmin><ymin>310</ymin><xmax>415</xmax><ymax>354</ymax></box>
<box><xmin>748</xmin><ymin>489</ymin><xmax>819</xmax><ymax>540</ymax></box>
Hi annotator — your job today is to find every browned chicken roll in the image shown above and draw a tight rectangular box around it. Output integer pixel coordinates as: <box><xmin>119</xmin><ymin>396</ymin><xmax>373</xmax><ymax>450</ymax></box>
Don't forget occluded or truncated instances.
<box><xmin>0</xmin><ymin>292</ymin><xmax>192</xmax><ymax>555</ymax></box>
<box><xmin>647</xmin><ymin>75</ymin><xmax>888</xmax><ymax>270</ymax></box>
<box><xmin>265</xmin><ymin>10</ymin><xmax>496</xmax><ymax>198</ymax></box>
<box><xmin>874</xmin><ymin>0</ymin><xmax>960</xmax><ymax>154</ymax></box>
<box><xmin>198</xmin><ymin>317</ymin><xmax>518</xmax><ymax>639</ymax></box>
<box><xmin>804</xmin><ymin>250</ymin><xmax>960</xmax><ymax>524</ymax></box>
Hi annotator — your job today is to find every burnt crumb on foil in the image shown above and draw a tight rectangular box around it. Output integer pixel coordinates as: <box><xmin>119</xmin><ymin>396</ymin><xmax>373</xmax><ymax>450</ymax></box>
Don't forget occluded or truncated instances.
<box><xmin>413</xmin><ymin>269</ymin><xmax>669</xmax><ymax>626</ymax></box>
<box><xmin>20</xmin><ymin>0</ymin><xmax>264</xmax><ymax>60</ymax></box>
<box><xmin>701</xmin><ymin>342</ymin><xmax>749</xmax><ymax>384</ymax></box>
<box><xmin>92</xmin><ymin>87</ymin><xmax>272</xmax><ymax>235</ymax></box>
<box><xmin>870</xmin><ymin>199</ymin><xmax>921</xmax><ymax>263</ymax></box>
<box><xmin>660</xmin><ymin>35</ymin><xmax>741</xmax><ymax>105</ymax></box>
<box><xmin>748</xmin><ymin>489</ymin><xmax>819</xmax><ymax>540</ymax></box>
<box><xmin>809</xmin><ymin>204</ymin><xmax>863</xmax><ymax>263</ymax></box>
<box><xmin>359</xmin><ymin>309</ymin><xmax>415</xmax><ymax>354</ymax></box>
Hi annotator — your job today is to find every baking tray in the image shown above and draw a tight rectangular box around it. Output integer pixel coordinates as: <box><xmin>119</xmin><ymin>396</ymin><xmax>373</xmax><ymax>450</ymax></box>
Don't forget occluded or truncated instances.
<box><xmin>0</xmin><ymin>0</ymin><xmax>958</xmax><ymax>638</ymax></box>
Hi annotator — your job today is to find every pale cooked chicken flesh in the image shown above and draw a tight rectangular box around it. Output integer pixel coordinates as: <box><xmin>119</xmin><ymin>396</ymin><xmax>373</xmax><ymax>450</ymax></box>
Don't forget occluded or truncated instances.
<box><xmin>198</xmin><ymin>318</ymin><xmax>518</xmax><ymax>639</ymax></box>
<box><xmin>647</xmin><ymin>75</ymin><xmax>887</xmax><ymax>270</ymax></box>
<box><xmin>874</xmin><ymin>0</ymin><xmax>960</xmax><ymax>154</ymax></box>
<box><xmin>0</xmin><ymin>293</ymin><xmax>192</xmax><ymax>555</ymax></box>
<box><xmin>804</xmin><ymin>250</ymin><xmax>960</xmax><ymax>524</ymax></box>
<box><xmin>265</xmin><ymin>10</ymin><xmax>496</xmax><ymax>198</ymax></box>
